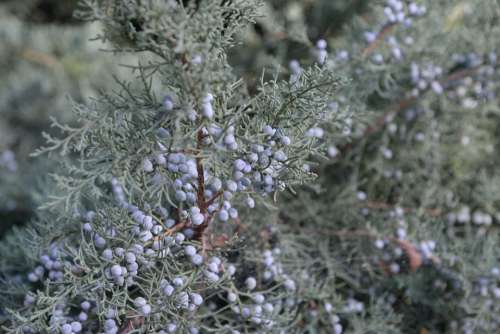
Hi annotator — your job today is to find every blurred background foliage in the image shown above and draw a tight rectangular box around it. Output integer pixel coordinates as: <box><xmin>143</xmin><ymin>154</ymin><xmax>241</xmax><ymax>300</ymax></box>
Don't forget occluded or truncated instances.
<box><xmin>0</xmin><ymin>0</ymin><xmax>137</xmax><ymax>235</ymax></box>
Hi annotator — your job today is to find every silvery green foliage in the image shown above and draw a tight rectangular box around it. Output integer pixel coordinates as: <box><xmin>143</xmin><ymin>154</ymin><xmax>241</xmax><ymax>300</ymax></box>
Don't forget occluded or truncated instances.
<box><xmin>270</xmin><ymin>0</ymin><xmax>500</xmax><ymax>333</ymax></box>
<box><xmin>2</xmin><ymin>0</ymin><xmax>500</xmax><ymax>333</ymax></box>
<box><xmin>1</xmin><ymin>0</ymin><xmax>348</xmax><ymax>333</ymax></box>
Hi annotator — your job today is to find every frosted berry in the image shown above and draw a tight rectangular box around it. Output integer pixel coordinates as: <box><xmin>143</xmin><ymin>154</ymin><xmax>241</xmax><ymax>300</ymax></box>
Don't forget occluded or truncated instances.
<box><xmin>143</xmin><ymin>158</ymin><xmax>154</xmax><ymax>172</ymax></box>
<box><xmin>61</xmin><ymin>324</ymin><xmax>72</xmax><ymax>334</ymax></box>
<box><xmin>246</xmin><ymin>277</ymin><xmax>257</xmax><ymax>290</ymax></box>
<box><xmin>184</xmin><ymin>245</ymin><xmax>197</xmax><ymax>256</ymax></box>
<box><xmin>163</xmin><ymin>95</ymin><xmax>174</xmax><ymax>110</ymax></box>
<box><xmin>190</xmin><ymin>293</ymin><xmax>203</xmax><ymax>306</ymax></box>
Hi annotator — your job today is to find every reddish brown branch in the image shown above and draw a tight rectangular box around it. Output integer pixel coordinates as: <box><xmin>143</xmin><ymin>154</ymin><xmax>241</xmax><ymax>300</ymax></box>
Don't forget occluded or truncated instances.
<box><xmin>146</xmin><ymin>221</ymin><xmax>187</xmax><ymax>247</ymax></box>
<box><xmin>206</xmin><ymin>190</ymin><xmax>223</xmax><ymax>207</ymax></box>
<box><xmin>195</xmin><ymin>130</ymin><xmax>207</xmax><ymax>213</ymax></box>
<box><xmin>193</xmin><ymin>130</ymin><xmax>212</xmax><ymax>246</ymax></box>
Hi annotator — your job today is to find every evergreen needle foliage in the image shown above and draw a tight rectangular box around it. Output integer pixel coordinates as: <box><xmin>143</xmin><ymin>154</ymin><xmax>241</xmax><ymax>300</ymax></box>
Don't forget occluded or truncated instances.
<box><xmin>0</xmin><ymin>0</ymin><xmax>499</xmax><ymax>333</ymax></box>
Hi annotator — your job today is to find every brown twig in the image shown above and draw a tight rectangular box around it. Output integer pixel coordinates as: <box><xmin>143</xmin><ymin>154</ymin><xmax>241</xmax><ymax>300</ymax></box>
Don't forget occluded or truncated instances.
<box><xmin>20</xmin><ymin>49</ymin><xmax>60</xmax><ymax>68</ymax></box>
<box><xmin>393</xmin><ymin>238</ymin><xmax>423</xmax><ymax>272</ymax></box>
<box><xmin>195</xmin><ymin>130</ymin><xmax>207</xmax><ymax>214</ymax></box>
<box><xmin>297</xmin><ymin>227</ymin><xmax>432</xmax><ymax>272</ymax></box>
<box><xmin>118</xmin><ymin>312</ymin><xmax>144</xmax><ymax>334</ymax></box>
<box><xmin>168</xmin><ymin>43</ymin><xmax>214</xmax><ymax>248</ymax></box>
<box><xmin>170</xmin><ymin>148</ymin><xmax>199</xmax><ymax>155</ymax></box>
<box><xmin>340</xmin><ymin>64</ymin><xmax>485</xmax><ymax>155</ymax></box>
<box><xmin>193</xmin><ymin>130</ymin><xmax>210</xmax><ymax>246</ymax></box>
<box><xmin>361</xmin><ymin>23</ymin><xmax>395</xmax><ymax>58</ymax></box>
<box><xmin>363</xmin><ymin>200</ymin><xmax>442</xmax><ymax>218</ymax></box>
<box><xmin>340</xmin><ymin>96</ymin><xmax>415</xmax><ymax>153</ymax></box>
<box><xmin>206</xmin><ymin>190</ymin><xmax>223</xmax><ymax>207</ymax></box>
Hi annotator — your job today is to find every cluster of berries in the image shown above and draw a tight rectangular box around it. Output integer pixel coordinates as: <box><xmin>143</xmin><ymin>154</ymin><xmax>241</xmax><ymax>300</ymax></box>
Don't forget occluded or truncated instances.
<box><xmin>0</xmin><ymin>149</ymin><xmax>17</xmax><ymax>172</ymax></box>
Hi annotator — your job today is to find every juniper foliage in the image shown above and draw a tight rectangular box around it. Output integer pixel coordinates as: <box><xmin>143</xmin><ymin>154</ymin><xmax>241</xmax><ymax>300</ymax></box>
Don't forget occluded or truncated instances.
<box><xmin>1</xmin><ymin>0</ymin><xmax>346</xmax><ymax>332</ymax></box>
<box><xmin>1</xmin><ymin>0</ymin><xmax>499</xmax><ymax>333</ymax></box>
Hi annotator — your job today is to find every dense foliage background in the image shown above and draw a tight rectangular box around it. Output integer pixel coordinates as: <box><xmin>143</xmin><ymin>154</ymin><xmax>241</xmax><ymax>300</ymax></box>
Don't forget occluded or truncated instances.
<box><xmin>0</xmin><ymin>1</ymin><xmax>499</xmax><ymax>333</ymax></box>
